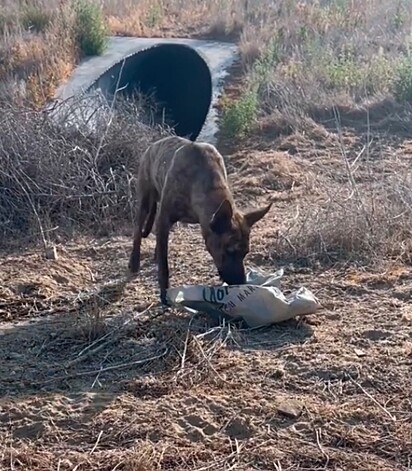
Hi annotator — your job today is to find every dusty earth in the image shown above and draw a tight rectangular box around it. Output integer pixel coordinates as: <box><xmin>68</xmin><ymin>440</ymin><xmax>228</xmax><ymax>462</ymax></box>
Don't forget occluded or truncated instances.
<box><xmin>1</xmin><ymin>117</ymin><xmax>412</xmax><ymax>470</ymax></box>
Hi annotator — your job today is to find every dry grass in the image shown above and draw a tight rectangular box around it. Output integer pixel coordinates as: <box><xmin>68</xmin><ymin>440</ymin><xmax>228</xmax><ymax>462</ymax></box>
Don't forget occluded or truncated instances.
<box><xmin>271</xmin><ymin>136</ymin><xmax>412</xmax><ymax>266</ymax></box>
<box><xmin>1</xmin><ymin>1</ymin><xmax>412</xmax><ymax>470</ymax></box>
<box><xmin>0</xmin><ymin>223</ymin><xmax>411</xmax><ymax>470</ymax></box>
<box><xmin>2</xmin><ymin>0</ymin><xmax>411</xmax><ymax>111</ymax></box>
<box><xmin>0</xmin><ymin>94</ymin><xmax>170</xmax><ymax>245</ymax></box>
<box><xmin>1</xmin><ymin>0</ymin><xmax>252</xmax><ymax>106</ymax></box>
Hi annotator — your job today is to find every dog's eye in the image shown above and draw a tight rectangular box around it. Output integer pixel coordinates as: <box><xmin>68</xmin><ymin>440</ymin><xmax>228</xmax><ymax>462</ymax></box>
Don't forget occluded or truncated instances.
<box><xmin>227</xmin><ymin>247</ymin><xmax>248</xmax><ymax>258</ymax></box>
<box><xmin>226</xmin><ymin>247</ymin><xmax>237</xmax><ymax>256</ymax></box>
<box><xmin>226</xmin><ymin>247</ymin><xmax>245</xmax><ymax>258</ymax></box>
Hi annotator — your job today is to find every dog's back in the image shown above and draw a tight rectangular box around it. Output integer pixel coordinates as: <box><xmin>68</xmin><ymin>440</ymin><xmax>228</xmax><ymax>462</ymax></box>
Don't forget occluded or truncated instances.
<box><xmin>138</xmin><ymin>135</ymin><xmax>228</xmax><ymax>203</ymax></box>
<box><xmin>138</xmin><ymin>136</ymin><xmax>191</xmax><ymax>198</ymax></box>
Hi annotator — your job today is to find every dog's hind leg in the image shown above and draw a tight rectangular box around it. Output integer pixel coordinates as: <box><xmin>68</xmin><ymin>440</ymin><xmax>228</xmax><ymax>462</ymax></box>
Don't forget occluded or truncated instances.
<box><xmin>139</xmin><ymin>196</ymin><xmax>159</xmax><ymax>262</ymax></box>
<box><xmin>142</xmin><ymin>197</ymin><xmax>157</xmax><ymax>238</ymax></box>
<box><xmin>128</xmin><ymin>191</ymin><xmax>151</xmax><ymax>274</ymax></box>
<box><xmin>153</xmin><ymin>242</ymin><xmax>158</xmax><ymax>263</ymax></box>
<box><xmin>155</xmin><ymin>213</ymin><xmax>173</xmax><ymax>306</ymax></box>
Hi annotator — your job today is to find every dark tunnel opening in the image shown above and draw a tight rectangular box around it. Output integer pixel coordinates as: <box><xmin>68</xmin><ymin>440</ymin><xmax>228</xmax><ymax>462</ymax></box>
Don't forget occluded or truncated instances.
<box><xmin>89</xmin><ymin>44</ymin><xmax>213</xmax><ymax>140</ymax></box>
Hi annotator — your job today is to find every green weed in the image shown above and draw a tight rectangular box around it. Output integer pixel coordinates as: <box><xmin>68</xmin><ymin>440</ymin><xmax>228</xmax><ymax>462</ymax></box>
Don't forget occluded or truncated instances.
<box><xmin>324</xmin><ymin>49</ymin><xmax>362</xmax><ymax>91</ymax></box>
<box><xmin>392</xmin><ymin>1</ymin><xmax>407</xmax><ymax>30</ymax></box>
<box><xmin>393</xmin><ymin>54</ymin><xmax>412</xmax><ymax>103</ymax></box>
<box><xmin>145</xmin><ymin>4</ymin><xmax>162</xmax><ymax>28</ymax></box>
<box><xmin>221</xmin><ymin>90</ymin><xmax>258</xmax><ymax>138</ymax></box>
<box><xmin>365</xmin><ymin>54</ymin><xmax>394</xmax><ymax>95</ymax></box>
<box><xmin>253</xmin><ymin>36</ymin><xmax>281</xmax><ymax>87</ymax></box>
<box><xmin>74</xmin><ymin>0</ymin><xmax>107</xmax><ymax>57</ymax></box>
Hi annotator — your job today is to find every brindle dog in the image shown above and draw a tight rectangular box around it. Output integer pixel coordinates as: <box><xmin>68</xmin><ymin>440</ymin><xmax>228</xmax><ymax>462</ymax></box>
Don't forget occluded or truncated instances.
<box><xmin>128</xmin><ymin>135</ymin><xmax>272</xmax><ymax>305</ymax></box>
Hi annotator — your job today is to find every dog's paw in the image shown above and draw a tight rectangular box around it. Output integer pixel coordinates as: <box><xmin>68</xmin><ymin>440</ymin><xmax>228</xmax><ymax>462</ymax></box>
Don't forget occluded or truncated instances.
<box><xmin>160</xmin><ymin>291</ymin><xmax>171</xmax><ymax>308</ymax></box>
<box><xmin>128</xmin><ymin>257</ymin><xmax>140</xmax><ymax>275</ymax></box>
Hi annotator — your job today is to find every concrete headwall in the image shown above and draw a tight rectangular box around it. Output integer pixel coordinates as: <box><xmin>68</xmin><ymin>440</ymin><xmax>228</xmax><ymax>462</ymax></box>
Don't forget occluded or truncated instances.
<box><xmin>54</xmin><ymin>37</ymin><xmax>238</xmax><ymax>143</ymax></box>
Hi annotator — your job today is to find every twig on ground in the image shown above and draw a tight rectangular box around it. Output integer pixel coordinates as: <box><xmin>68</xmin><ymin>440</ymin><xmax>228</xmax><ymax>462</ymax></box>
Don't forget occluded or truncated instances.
<box><xmin>75</xmin><ymin>349</ymin><xmax>168</xmax><ymax>376</ymax></box>
<box><xmin>177</xmin><ymin>314</ymin><xmax>198</xmax><ymax>376</ymax></box>
<box><xmin>66</xmin><ymin>335</ymin><xmax>119</xmax><ymax>369</ymax></box>
<box><xmin>36</xmin><ymin>348</ymin><xmax>168</xmax><ymax>385</ymax></box>
<box><xmin>90</xmin><ymin>430</ymin><xmax>104</xmax><ymax>454</ymax></box>
<box><xmin>192</xmin><ymin>336</ymin><xmax>225</xmax><ymax>382</ymax></box>
<box><xmin>315</xmin><ymin>428</ymin><xmax>330</xmax><ymax>469</ymax></box>
<box><xmin>347</xmin><ymin>374</ymin><xmax>397</xmax><ymax>422</ymax></box>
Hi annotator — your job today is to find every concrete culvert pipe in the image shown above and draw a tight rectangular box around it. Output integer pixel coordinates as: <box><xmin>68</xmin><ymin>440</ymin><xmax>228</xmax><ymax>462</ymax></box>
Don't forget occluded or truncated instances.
<box><xmin>89</xmin><ymin>44</ymin><xmax>213</xmax><ymax>141</ymax></box>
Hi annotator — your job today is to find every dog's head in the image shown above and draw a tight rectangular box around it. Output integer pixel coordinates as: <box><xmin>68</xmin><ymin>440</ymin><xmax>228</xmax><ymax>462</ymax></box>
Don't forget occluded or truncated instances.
<box><xmin>204</xmin><ymin>199</ymin><xmax>272</xmax><ymax>286</ymax></box>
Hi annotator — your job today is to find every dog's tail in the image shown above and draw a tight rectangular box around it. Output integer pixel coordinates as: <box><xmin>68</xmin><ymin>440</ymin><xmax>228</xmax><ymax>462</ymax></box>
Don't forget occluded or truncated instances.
<box><xmin>142</xmin><ymin>198</ymin><xmax>157</xmax><ymax>238</ymax></box>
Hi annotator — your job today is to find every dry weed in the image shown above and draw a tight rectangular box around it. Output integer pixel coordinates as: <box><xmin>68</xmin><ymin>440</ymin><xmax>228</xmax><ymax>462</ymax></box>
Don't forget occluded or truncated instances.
<box><xmin>0</xmin><ymin>95</ymin><xmax>169</xmax><ymax>245</ymax></box>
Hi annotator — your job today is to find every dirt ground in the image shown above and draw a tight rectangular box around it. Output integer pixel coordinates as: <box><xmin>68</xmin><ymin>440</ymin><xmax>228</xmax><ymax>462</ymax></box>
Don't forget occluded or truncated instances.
<box><xmin>1</xmin><ymin>119</ymin><xmax>412</xmax><ymax>470</ymax></box>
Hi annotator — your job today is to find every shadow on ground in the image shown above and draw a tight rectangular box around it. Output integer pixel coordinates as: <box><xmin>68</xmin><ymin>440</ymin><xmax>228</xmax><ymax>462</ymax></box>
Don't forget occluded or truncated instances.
<box><xmin>0</xmin><ymin>272</ymin><xmax>314</xmax><ymax>449</ymax></box>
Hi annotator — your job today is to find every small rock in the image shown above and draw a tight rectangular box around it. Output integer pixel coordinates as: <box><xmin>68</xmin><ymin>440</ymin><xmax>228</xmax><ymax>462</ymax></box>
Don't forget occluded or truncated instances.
<box><xmin>277</xmin><ymin>399</ymin><xmax>302</xmax><ymax>419</ymax></box>
<box><xmin>45</xmin><ymin>246</ymin><xmax>58</xmax><ymax>260</ymax></box>
<box><xmin>271</xmin><ymin>367</ymin><xmax>285</xmax><ymax>379</ymax></box>
<box><xmin>362</xmin><ymin>329</ymin><xmax>391</xmax><ymax>341</ymax></box>
<box><xmin>224</xmin><ymin>417</ymin><xmax>253</xmax><ymax>439</ymax></box>
<box><xmin>354</xmin><ymin>348</ymin><xmax>367</xmax><ymax>357</ymax></box>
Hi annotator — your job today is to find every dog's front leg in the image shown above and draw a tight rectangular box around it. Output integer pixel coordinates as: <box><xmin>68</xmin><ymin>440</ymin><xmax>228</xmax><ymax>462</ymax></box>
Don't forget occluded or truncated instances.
<box><xmin>156</xmin><ymin>218</ymin><xmax>172</xmax><ymax>306</ymax></box>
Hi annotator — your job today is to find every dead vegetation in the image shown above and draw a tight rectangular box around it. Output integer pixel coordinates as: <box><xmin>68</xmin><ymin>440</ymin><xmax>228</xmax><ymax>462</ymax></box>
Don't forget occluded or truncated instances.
<box><xmin>1</xmin><ymin>235</ymin><xmax>411</xmax><ymax>470</ymax></box>
<box><xmin>0</xmin><ymin>94</ymin><xmax>170</xmax><ymax>245</ymax></box>
<box><xmin>1</xmin><ymin>1</ymin><xmax>412</xmax><ymax>470</ymax></box>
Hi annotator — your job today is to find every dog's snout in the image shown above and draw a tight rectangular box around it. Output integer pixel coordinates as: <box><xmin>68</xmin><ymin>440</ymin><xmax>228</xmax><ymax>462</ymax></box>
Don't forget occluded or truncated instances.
<box><xmin>218</xmin><ymin>265</ymin><xmax>246</xmax><ymax>286</ymax></box>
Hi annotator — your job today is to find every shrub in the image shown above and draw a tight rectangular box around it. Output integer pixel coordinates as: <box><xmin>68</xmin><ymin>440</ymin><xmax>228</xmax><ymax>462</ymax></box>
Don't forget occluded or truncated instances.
<box><xmin>220</xmin><ymin>90</ymin><xmax>258</xmax><ymax>138</ymax></box>
<box><xmin>145</xmin><ymin>4</ymin><xmax>162</xmax><ymax>28</ymax></box>
<box><xmin>365</xmin><ymin>54</ymin><xmax>394</xmax><ymax>95</ymax></box>
<box><xmin>74</xmin><ymin>0</ymin><xmax>107</xmax><ymax>57</ymax></box>
<box><xmin>324</xmin><ymin>50</ymin><xmax>363</xmax><ymax>92</ymax></box>
<box><xmin>253</xmin><ymin>36</ymin><xmax>281</xmax><ymax>88</ymax></box>
<box><xmin>270</xmin><ymin>173</ymin><xmax>412</xmax><ymax>266</ymax></box>
<box><xmin>393</xmin><ymin>54</ymin><xmax>412</xmax><ymax>103</ymax></box>
<box><xmin>0</xmin><ymin>94</ymin><xmax>169</xmax><ymax>244</ymax></box>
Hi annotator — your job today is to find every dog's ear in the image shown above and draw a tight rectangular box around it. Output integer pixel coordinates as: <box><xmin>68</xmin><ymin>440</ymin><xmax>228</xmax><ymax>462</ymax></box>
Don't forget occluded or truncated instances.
<box><xmin>244</xmin><ymin>203</ymin><xmax>272</xmax><ymax>228</ymax></box>
<box><xmin>210</xmin><ymin>199</ymin><xmax>233</xmax><ymax>234</ymax></box>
